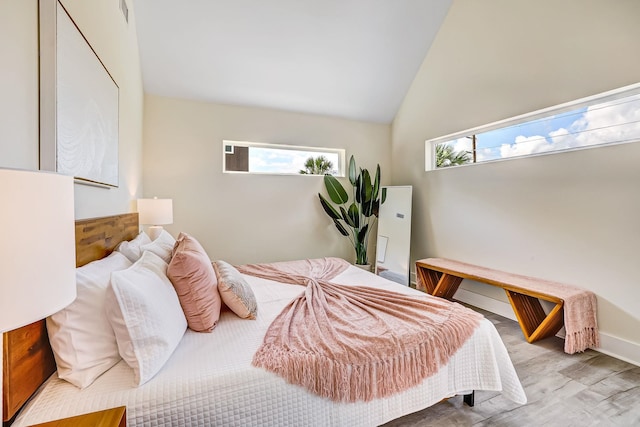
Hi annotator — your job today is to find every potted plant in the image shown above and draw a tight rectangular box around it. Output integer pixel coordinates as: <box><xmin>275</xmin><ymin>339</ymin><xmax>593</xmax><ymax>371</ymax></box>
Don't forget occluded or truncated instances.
<box><xmin>318</xmin><ymin>155</ymin><xmax>384</xmax><ymax>267</ymax></box>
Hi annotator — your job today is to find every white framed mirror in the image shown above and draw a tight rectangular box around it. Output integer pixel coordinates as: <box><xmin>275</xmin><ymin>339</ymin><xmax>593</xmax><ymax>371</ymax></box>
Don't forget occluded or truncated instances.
<box><xmin>375</xmin><ymin>186</ymin><xmax>412</xmax><ymax>285</ymax></box>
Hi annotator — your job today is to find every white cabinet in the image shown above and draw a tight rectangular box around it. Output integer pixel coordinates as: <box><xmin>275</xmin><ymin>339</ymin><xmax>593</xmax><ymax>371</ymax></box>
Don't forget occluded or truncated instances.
<box><xmin>375</xmin><ymin>186</ymin><xmax>412</xmax><ymax>285</ymax></box>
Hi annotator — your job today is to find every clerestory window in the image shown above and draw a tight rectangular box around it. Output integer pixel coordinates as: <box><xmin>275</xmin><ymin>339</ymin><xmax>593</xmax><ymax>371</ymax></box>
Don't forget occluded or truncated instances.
<box><xmin>223</xmin><ymin>140</ymin><xmax>345</xmax><ymax>176</ymax></box>
<box><xmin>426</xmin><ymin>83</ymin><xmax>640</xmax><ymax>170</ymax></box>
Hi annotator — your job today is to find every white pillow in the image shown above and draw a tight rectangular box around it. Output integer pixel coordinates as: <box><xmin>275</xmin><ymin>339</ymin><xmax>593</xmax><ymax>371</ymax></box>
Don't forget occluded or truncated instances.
<box><xmin>116</xmin><ymin>231</ymin><xmax>152</xmax><ymax>263</ymax></box>
<box><xmin>47</xmin><ymin>251</ymin><xmax>132</xmax><ymax>389</ymax></box>
<box><xmin>140</xmin><ymin>229</ymin><xmax>176</xmax><ymax>263</ymax></box>
<box><xmin>106</xmin><ymin>251</ymin><xmax>187</xmax><ymax>386</ymax></box>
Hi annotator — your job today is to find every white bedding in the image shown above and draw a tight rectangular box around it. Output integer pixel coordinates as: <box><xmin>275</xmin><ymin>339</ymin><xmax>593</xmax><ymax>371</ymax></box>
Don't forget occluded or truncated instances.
<box><xmin>13</xmin><ymin>265</ymin><xmax>526</xmax><ymax>427</ymax></box>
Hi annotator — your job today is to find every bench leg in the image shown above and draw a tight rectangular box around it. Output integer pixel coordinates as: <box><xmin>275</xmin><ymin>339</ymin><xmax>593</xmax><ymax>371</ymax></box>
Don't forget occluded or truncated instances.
<box><xmin>506</xmin><ymin>291</ymin><xmax>564</xmax><ymax>343</ymax></box>
<box><xmin>416</xmin><ymin>268</ymin><xmax>442</xmax><ymax>293</ymax></box>
<box><xmin>415</xmin><ymin>267</ymin><xmax>462</xmax><ymax>299</ymax></box>
<box><xmin>463</xmin><ymin>391</ymin><xmax>475</xmax><ymax>407</ymax></box>
<box><xmin>434</xmin><ymin>274</ymin><xmax>463</xmax><ymax>299</ymax></box>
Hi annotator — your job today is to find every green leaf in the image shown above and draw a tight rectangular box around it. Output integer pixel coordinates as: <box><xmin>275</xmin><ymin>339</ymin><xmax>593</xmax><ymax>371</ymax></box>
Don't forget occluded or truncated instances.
<box><xmin>333</xmin><ymin>219</ymin><xmax>349</xmax><ymax>236</ymax></box>
<box><xmin>372</xmin><ymin>199</ymin><xmax>380</xmax><ymax>217</ymax></box>
<box><xmin>360</xmin><ymin>169</ymin><xmax>372</xmax><ymax>203</ymax></box>
<box><xmin>355</xmin><ymin>174</ymin><xmax>362</xmax><ymax>203</ymax></box>
<box><xmin>357</xmin><ymin>223</ymin><xmax>369</xmax><ymax>244</ymax></box>
<box><xmin>381</xmin><ymin>187</ymin><xmax>387</xmax><ymax>204</ymax></box>
<box><xmin>323</xmin><ymin>174</ymin><xmax>349</xmax><ymax>204</ymax></box>
<box><xmin>362</xmin><ymin>198</ymin><xmax>372</xmax><ymax>217</ymax></box>
<box><xmin>318</xmin><ymin>193</ymin><xmax>341</xmax><ymax>220</ymax></box>
<box><xmin>360</xmin><ymin>169</ymin><xmax>374</xmax><ymax>216</ymax></box>
<box><xmin>372</xmin><ymin>164</ymin><xmax>380</xmax><ymax>201</ymax></box>
<box><xmin>348</xmin><ymin>203</ymin><xmax>360</xmax><ymax>228</ymax></box>
<box><xmin>348</xmin><ymin>155</ymin><xmax>357</xmax><ymax>186</ymax></box>
<box><xmin>340</xmin><ymin>206</ymin><xmax>356</xmax><ymax>227</ymax></box>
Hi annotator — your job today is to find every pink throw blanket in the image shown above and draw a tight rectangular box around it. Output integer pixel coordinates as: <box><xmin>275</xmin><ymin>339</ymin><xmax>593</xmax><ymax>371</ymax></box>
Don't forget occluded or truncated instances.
<box><xmin>419</xmin><ymin>258</ymin><xmax>599</xmax><ymax>354</ymax></box>
<box><xmin>238</xmin><ymin>258</ymin><xmax>483</xmax><ymax>403</ymax></box>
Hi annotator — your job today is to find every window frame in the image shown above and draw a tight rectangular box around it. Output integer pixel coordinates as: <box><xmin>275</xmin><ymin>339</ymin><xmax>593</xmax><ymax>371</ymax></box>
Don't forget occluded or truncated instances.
<box><xmin>222</xmin><ymin>140</ymin><xmax>346</xmax><ymax>177</ymax></box>
<box><xmin>425</xmin><ymin>82</ymin><xmax>640</xmax><ymax>171</ymax></box>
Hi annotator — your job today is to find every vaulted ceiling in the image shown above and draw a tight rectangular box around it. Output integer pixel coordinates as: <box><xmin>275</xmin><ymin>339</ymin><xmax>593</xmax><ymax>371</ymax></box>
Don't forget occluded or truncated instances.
<box><xmin>133</xmin><ymin>0</ymin><xmax>452</xmax><ymax>123</ymax></box>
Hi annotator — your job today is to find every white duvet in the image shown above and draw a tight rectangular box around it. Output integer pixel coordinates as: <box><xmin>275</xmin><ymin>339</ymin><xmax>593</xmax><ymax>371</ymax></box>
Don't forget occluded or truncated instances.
<box><xmin>13</xmin><ymin>265</ymin><xmax>526</xmax><ymax>427</ymax></box>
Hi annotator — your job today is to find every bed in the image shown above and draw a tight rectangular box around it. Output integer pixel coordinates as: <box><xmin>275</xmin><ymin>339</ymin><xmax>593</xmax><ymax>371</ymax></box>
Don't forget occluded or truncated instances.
<box><xmin>3</xmin><ymin>213</ymin><xmax>526</xmax><ymax>426</ymax></box>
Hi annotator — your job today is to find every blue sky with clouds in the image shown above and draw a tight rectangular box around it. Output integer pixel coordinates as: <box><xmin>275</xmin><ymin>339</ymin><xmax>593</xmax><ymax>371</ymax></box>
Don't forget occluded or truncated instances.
<box><xmin>249</xmin><ymin>147</ymin><xmax>340</xmax><ymax>175</ymax></box>
<box><xmin>472</xmin><ymin>108</ymin><xmax>587</xmax><ymax>160</ymax></box>
<box><xmin>447</xmin><ymin>93</ymin><xmax>640</xmax><ymax>164</ymax></box>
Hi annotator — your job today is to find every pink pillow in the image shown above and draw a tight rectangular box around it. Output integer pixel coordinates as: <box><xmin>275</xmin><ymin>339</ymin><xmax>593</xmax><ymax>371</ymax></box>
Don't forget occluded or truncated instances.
<box><xmin>167</xmin><ymin>233</ymin><xmax>221</xmax><ymax>332</ymax></box>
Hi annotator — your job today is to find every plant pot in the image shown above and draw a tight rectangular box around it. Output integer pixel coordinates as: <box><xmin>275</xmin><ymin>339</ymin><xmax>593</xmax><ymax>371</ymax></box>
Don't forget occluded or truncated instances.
<box><xmin>354</xmin><ymin>263</ymin><xmax>372</xmax><ymax>272</ymax></box>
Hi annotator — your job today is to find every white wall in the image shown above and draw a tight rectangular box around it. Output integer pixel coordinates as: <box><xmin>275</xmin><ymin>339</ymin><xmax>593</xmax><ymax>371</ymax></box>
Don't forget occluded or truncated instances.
<box><xmin>0</xmin><ymin>0</ymin><xmax>144</xmax><ymax>218</ymax></box>
<box><xmin>392</xmin><ymin>0</ymin><xmax>640</xmax><ymax>363</ymax></box>
<box><xmin>143</xmin><ymin>94</ymin><xmax>391</xmax><ymax>265</ymax></box>
<box><xmin>0</xmin><ymin>1</ymin><xmax>39</xmax><ymax>170</ymax></box>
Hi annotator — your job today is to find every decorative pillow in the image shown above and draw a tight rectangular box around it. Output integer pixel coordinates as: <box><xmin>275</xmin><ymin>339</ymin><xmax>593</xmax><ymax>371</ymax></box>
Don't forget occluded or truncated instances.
<box><xmin>106</xmin><ymin>251</ymin><xmax>187</xmax><ymax>386</ymax></box>
<box><xmin>213</xmin><ymin>260</ymin><xmax>257</xmax><ymax>319</ymax></box>
<box><xmin>140</xmin><ymin>229</ymin><xmax>176</xmax><ymax>263</ymax></box>
<box><xmin>47</xmin><ymin>251</ymin><xmax>132</xmax><ymax>389</ymax></box>
<box><xmin>116</xmin><ymin>231</ymin><xmax>152</xmax><ymax>263</ymax></box>
<box><xmin>167</xmin><ymin>233</ymin><xmax>222</xmax><ymax>332</ymax></box>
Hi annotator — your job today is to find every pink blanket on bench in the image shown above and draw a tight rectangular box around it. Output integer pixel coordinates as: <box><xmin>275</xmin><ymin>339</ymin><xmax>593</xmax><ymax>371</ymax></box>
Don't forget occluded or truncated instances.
<box><xmin>238</xmin><ymin>258</ymin><xmax>483</xmax><ymax>403</ymax></box>
<box><xmin>420</xmin><ymin>258</ymin><xmax>599</xmax><ymax>354</ymax></box>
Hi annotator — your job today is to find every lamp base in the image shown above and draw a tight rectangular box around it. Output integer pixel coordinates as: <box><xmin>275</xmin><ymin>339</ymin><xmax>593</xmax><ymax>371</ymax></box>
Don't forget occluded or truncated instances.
<box><xmin>147</xmin><ymin>226</ymin><xmax>164</xmax><ymax>241</ymax></box>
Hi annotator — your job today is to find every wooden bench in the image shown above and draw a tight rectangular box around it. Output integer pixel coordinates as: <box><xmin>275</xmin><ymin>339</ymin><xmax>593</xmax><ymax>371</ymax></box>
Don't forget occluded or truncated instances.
<box><xmin>415</xmin><ymin>258</ymin><xmax>566</xmax><ymax>344</ymax></box>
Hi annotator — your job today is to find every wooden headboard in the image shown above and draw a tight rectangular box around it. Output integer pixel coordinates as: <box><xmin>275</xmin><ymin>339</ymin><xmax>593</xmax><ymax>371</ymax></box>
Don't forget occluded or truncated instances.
<box><xmin>2</xmin><ymin>213</ymin><xmax>139</xmax><ymax>423</ymax></box>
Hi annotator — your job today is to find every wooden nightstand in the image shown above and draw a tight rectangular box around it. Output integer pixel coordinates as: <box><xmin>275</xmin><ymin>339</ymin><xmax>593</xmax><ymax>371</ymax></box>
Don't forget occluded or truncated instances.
<box><xmin>28</xmin><ymin>406</ymin><xmax>126</xmax><ymax>427</ymax></box>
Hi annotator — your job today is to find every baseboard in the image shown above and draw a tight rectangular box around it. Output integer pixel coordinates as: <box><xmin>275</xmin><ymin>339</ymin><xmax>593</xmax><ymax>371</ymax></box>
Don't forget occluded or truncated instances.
<box><xmin>452</xmin><ymin>288</ymin><xmax>517</xmax><ymax>322</ymax></box>
<box><xmin>409</xmin><ymin>277</ymin><xmax>517</xmax><ymax>320</ymax></box>
<box><xmin>597</xmin><ymin>333</ymin><xmax>640</xmax><ymax>367</ymax></box>
<box><xmin>419</xmin><ymin>285</ymin><xmax>640</xmax><ymax>368</ymax></box>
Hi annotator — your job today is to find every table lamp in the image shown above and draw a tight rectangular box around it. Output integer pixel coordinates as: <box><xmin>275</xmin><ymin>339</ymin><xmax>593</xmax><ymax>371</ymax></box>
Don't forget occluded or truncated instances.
<box><xmin>0</xmin><ymin>169</ymin><xmax>76</xmax><ymax>423</ymax></box>
<box><xmin>137</xmin><ymin>197</ymin><xmax>173</xmax><ymax>240</ymax></box>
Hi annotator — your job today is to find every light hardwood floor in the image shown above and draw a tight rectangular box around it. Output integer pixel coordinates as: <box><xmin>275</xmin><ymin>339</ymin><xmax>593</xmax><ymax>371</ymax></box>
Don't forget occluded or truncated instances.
<box><xmin>384</xmin><ymin>306</ymin><xmax>640</xmax><ymax>427</ymax></box>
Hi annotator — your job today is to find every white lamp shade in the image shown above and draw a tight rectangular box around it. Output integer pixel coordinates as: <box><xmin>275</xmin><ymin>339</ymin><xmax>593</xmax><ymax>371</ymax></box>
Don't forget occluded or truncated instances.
<box><xmin>137</xmin><ymin>198</ymin><xmax>173</xmax><ymax>225</ymax></box>
<box><xmin>0</xmin><ymin>169</ymin><xmax>76</xmax><ymax>332</ymax></box>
